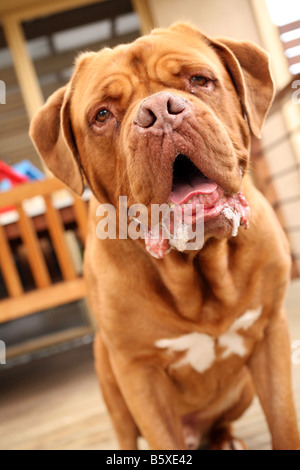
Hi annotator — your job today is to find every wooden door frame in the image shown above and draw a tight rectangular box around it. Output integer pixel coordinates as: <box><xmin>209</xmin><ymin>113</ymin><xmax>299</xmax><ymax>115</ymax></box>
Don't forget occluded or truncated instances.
<box><xmin>0</xmin><ymin>0</ymin><xmax>154</xmax><ymax>121</ymax></box>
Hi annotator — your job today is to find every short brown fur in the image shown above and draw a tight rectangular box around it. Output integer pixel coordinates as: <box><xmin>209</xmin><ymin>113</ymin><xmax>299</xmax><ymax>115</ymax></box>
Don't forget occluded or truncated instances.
<box><xmin>30</xmin><ymin>24</ymin><xmax>299</xmax><ymax>450</ymax></box>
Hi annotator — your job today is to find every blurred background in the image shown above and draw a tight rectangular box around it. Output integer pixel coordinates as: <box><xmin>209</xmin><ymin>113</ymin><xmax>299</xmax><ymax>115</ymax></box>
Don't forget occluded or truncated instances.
<box><xmin>0</xmin><ymin>0</ymin><xmax>299</xmax><ymax>450</ymax></box>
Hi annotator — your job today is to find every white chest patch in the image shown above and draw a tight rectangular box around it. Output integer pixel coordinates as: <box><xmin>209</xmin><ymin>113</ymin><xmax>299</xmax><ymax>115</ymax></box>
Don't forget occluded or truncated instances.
<box><xmin>156</xmin><ymin>333</ymin><xmax>215</xmax><ymax>373</ymax></box>
<box><xmin>155</xmin><ymin>307</ymin><xmax>262</xmax><ymax>373</ymax></box>
<box><xmin>219</xmin><ymin>307</ymin><xmax>262</xmax><ymax>359</ymax></box>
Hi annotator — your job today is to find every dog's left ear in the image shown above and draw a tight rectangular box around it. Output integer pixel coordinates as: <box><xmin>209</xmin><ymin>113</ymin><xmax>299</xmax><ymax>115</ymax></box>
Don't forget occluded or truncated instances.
<box><xmin>211</xmin><ymin>37</ymin><xmax>275</xmax><ymax>138</ymax></box>
<box><xmin>30</xmin><ymin>52</ymin><xmax>96</xmax><ymax>195</ymax></box>
<box><xmin>29</xmin><ymin>85</ymin><xmax>85</xmax><ymax>195</ymax></box>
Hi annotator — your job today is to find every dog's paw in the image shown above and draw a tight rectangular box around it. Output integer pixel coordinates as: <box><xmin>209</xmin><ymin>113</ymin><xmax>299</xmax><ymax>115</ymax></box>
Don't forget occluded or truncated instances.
<box><xmin>183</xmin><ymin>425</ymin><xmax>202</xmax><ymax>450</ymax></box>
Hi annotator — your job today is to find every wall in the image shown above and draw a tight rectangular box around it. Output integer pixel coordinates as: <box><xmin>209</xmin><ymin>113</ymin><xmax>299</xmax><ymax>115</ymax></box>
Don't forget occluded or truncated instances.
<box><xmin>148</xmin><ymin>0</ymin><xmax>261</xmax><ymax>42</ymax></box>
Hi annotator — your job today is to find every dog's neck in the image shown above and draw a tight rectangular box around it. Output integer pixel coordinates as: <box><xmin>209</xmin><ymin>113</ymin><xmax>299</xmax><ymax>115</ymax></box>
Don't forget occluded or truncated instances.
<box><xmin>153</xmin><ymin>237</ymin><xmax>242</xmax><ymax>322</ymax></box>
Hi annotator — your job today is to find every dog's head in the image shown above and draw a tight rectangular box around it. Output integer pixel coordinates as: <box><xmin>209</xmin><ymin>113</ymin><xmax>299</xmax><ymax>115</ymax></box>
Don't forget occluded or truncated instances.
<box><xmin>30</xmin><ymin>23</ymin><xmax>274</xmax><ymax>256</ymax></box>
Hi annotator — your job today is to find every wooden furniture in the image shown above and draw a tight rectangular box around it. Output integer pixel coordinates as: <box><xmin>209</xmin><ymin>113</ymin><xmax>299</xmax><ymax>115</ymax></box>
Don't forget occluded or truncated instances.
<box><xmin>0</xmin><ymin>178</ymin><xmax>93</xmax><ymax>356</ymax></box>
<box><xmin>278</xmin><ymin>20</ymin><xmax>300</xmax><ymax>71</ymax></box>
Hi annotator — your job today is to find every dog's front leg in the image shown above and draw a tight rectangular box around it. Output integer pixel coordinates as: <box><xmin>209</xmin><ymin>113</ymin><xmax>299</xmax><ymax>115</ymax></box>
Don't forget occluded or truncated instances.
<box><xmin>111</xmin><ymin>357</ymin><xmax>185</xmax><ymax>450</ymax></box>
<box><xmin>248</xmin><ymin>309</ymin><xmax>300</xmax><ymax>450</ymax></box>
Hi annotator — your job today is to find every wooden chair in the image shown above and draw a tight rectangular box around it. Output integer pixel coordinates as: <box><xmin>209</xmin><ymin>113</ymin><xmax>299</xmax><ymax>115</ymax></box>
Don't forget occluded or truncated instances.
<box><xmin>0</xmin><ymin>178</ymin><xmax>94</xmax><ymax>357</ymax></box>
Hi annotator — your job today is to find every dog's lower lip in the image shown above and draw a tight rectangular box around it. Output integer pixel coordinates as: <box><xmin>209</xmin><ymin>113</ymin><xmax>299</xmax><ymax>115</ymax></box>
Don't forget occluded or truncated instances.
<box><xmin>170</xmin><ymin>178</ymin><xmax>219</xmax><ymax>205</ymax></box>
<box><xmin>168</xmin><ymin>176</ymin><xmax>225</xmax><ymax>220</ymax></box>
<box><xmin>167</xmin><ymin>185</ymin><xmax>248</xmax><ymax>225</ymax></box>
<box><xmin>168</xmin><ymin>191</ymin><xmax>226</xmax><ymax>223</ymax></box>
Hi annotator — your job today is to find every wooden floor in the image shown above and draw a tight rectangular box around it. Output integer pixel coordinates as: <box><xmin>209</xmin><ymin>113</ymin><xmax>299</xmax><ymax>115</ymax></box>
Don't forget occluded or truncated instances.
<box><xmin>0</xmin><ymin>281</ymin><xmax>300</xmax><ymax>450</ymax></box>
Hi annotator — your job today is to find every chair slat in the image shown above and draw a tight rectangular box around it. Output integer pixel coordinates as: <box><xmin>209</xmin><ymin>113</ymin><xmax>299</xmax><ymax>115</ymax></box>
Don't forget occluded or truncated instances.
<box><xmin>282</xmin><ymin>37</ymin><xmax>300</xmax><ymax>50</ymax></box>
<box><xmin>0</xmin><ymin>224</ymin><xmax>24</xmax><ymax>297</ymax></box>
<box><xmin>287</xmin><ymin>54</ymin><xmax>300</xmax><ymax>66</ymax></box>
<box><xmin>0</xmin><ymin>178</ymin><xmax>66</xmax><ymax>209</ymax></box>
<box><xmin>17</xmin><ymin>204</ymin><xmax>51</xmax><ymax>288</ymax></box>
<box><xmin>44</xmin><ymin>195</ymin><xmax>77</xmax><ymax>281</ymax></box>
<box><xmin>279</xmin><ymin>20</ymin><xmax>300</xmax><ymax>35</ymax></box>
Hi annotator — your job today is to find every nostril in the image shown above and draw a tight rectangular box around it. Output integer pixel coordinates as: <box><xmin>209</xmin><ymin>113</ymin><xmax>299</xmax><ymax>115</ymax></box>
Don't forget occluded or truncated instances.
<box><xmin>167</xmin><ymin>96</ymin><xmax>186</xmax><ymax>115</ymax></box>
<box><xmin>144</xmin><ymin>109</ymin><xmax>157</xmax><ymax>128</ymax></box>
<box><xmin>135</xmin><ymin>107</ymin><xmax>157</xmax><ymax>128</ymax></box>
<box><xmin>167</xmin><ymin>99</ymin><xmax>173</xmax><ymax>115</ymax></box>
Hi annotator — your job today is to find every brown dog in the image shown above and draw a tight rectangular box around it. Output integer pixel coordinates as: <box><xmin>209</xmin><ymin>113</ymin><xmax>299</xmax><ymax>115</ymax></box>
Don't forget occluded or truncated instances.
<box><xmin>30</xmin><ymin>23</ymin><xmax>300</xmax><ymax>450</ymax></box>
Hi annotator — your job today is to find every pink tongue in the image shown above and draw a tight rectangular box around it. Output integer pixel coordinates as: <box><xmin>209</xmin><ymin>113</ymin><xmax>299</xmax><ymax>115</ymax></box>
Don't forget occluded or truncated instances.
<box><xmin>170</xmin><ymin>175</ymin><xmax>218</xmax><ymax>205</ymax></box>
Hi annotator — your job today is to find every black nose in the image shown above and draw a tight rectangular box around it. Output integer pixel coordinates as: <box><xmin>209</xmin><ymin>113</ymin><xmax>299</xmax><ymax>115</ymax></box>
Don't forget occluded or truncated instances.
<box><xmin>135</xmin><ymin>92</ymin><xmax>187</xmax><ymax>129</ymax></box>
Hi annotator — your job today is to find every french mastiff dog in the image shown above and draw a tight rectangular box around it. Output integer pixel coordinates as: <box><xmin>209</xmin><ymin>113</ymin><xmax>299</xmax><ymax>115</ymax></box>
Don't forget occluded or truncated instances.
<box><xmin>30</xmin><ymin>23</ymin><xmax>300</xmax><ymax>450</ymax></box>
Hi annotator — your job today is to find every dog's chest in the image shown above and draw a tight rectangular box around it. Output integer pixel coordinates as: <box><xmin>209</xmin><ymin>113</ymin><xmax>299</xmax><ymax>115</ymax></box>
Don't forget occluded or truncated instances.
<box><xmin>155</xmin><ymin>307</ymin><xmax>262</xmax><ymax>374</ymax></box>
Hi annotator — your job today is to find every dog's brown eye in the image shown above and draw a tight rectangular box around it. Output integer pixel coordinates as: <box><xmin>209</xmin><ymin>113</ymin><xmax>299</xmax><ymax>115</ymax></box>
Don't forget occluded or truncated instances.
<box><xmin>191</xmin><ymin>76</ymin><xmax>208</xmax><ymax>87</ymax></box>
<box><xmin>96</xmin><ymin>109</ymin><xmax>111</xmax><ymax>123</ymax></box>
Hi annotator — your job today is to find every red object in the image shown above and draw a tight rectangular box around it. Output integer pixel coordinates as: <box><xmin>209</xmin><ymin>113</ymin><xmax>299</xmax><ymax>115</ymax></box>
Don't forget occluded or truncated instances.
<box><xmin>0</xmin><ymin>161</ymin><xmax>29</xmax><ymax>214</ymax></box>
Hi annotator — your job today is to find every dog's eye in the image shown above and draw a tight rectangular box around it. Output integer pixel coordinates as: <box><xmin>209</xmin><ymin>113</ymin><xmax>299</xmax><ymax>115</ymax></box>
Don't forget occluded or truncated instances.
<box><xmin>191</xmin><ymin>76</ymin><xmax>209</xmax><ymax>87</ymax></box>
<box><xmin>96</xmin><ymin>109</ymin><xmax>111</xmax><ymax>123</ymax></box>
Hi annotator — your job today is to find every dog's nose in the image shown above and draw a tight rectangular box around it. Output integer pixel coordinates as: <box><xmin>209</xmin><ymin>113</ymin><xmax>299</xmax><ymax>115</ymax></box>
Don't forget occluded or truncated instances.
<box><xmin>135</xmin><ymin>92</ymin><xmax>187</xmax><ymax>129</ymax></box>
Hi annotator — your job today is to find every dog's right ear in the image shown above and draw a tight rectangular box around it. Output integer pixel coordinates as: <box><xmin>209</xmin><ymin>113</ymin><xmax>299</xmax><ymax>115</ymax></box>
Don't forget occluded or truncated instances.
<box><xmin>29</xmin><ymin>84</ymin><xmax>84</xmax><ymax>196</ymax></box>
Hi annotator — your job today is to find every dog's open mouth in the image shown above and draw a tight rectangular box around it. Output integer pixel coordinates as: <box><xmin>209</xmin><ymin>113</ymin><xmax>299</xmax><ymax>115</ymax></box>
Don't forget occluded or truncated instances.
<box><xmin>143</xmin><ymin>155</ymin><xmax>250</xmax><ymax>259</ymax></box>
<box><xmin>169</xmin><ymin>155</ymin><xmax>220</xmax><ymax>215</ymax></box>
<box><xmin>168</xmin><ymin>155</ymin><xmax>250</xmax><ymax>226</ymax></box>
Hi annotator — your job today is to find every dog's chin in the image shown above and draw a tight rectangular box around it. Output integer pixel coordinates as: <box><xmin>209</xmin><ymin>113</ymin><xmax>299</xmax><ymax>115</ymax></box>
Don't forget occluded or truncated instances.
<box><xmin>143</xmin><ymin>202</ymin><xmax>250</xmax><ymax>260</ymax></box>
<box><xmin>202</xmin><ymin>212</ymin><xmax>245</xmax><ymax>241</ymax></box>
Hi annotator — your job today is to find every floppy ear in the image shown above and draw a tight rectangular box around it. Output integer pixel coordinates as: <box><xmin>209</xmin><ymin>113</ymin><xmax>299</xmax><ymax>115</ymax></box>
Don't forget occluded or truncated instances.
<box><xmin>29</xmin><ymin>85</ymin><xmax>84</xmax><ymax>195</ymax></box>
<box><xmin>211</xmin><ymin>37</ymin><xmax>275</xmax><ymax>138</ymax></box>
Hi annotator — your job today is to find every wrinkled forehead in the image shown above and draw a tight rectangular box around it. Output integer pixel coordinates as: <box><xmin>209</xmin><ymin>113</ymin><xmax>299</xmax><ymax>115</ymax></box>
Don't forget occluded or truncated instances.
<box><xmin>71</xmin><ymin>31</ymin><xmax>224</xmax><ymax>112</ymax></box>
